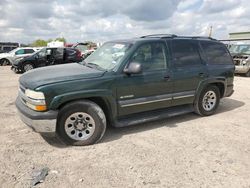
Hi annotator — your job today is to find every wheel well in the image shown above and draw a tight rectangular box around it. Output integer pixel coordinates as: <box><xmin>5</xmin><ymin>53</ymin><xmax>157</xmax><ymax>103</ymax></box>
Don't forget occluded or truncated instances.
<box><xmin>0</xmin><ymin>58</ymin><xmax>10</xmax><ymax>63</ymax></box>
<box><xmin>210</xmin><ymin>83</ymin><xmax>225</xmax><ymax>98</ymax></box>
<box><xmin>58</xmin><ymin>97</ymin><xmax>112</xmax><ymax>126</ymax></box>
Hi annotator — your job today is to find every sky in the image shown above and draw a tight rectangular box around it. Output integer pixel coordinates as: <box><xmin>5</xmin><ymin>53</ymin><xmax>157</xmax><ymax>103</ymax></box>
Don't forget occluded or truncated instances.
<box><xmin>0</xmin><ymin>0</ymin><xmax>249</xmax><ymax>44</ymax></box>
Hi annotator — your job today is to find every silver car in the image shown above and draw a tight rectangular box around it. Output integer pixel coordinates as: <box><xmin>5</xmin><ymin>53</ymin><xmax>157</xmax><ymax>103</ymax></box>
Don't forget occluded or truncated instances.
<box><xmin>0</xmin><ymin>47</ymin><xmax>40</xmax><ymax>66</ymax></box>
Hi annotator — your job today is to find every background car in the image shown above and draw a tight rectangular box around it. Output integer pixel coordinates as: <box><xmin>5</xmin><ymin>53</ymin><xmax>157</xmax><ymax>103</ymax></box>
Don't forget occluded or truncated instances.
<box><xmin>11</xmin><ymin>47</ymin><xmax>82</xmax><ymax>72</ymax></box>
<box><xmin>229</xmin><ymin>43</ymin><xmax>250</xmax><ymax>77</ymax></box>
<box><xmin>0</xmin><ymin>47</ymin><xmax>39</xmax><ymax>66</ymax></box>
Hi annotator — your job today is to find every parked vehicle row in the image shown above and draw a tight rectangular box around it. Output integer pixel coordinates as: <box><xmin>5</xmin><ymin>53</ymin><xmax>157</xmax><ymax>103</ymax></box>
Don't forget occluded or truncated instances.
<box><xmin>16</xmin><ymin>34</ymin><xmax>235</xmax><ymax>146</ymax></box>
<box><xmin>11</xmin><ymin>47</ymin><xmax>82</xmax><ymax>73</ymax></box>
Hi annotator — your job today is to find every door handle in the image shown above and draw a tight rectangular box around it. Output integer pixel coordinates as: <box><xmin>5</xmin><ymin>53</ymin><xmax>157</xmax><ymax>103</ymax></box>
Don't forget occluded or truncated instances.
<box><xmin>163</xmin><ymin>75</ymin><xmax>170</xmax><ymax>80</ymax></box>
<box><xmin>198</xmin><ymin>73</ymin><xmax>205</xmax><ymax>77</ymax></box>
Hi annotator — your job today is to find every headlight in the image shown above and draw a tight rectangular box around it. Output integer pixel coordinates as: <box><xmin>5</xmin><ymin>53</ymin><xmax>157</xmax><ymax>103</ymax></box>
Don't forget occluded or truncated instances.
<box><xmin>242</xmin><ymin>60</ymin><xmax>247</xmax><ymax>65</ymax></box>
<box><xmin>25</xmin><ymin>89</ymin><xmax>45</xmax><ymax>99</ymax></box>
<box><xmin>25</xmin><ymin>89</ymin><xmax>47</xmax><ymax>111</ymax></box>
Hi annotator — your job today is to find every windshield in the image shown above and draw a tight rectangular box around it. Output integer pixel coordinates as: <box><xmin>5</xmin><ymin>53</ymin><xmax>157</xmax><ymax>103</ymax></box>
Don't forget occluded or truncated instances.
<box><xmin>84</xmin><ymin>42</ymin><xmax>132</xmax><ymax>70</ymax></box>
<box><xmin>229</xmin><ymin>44</ymin><xmax>250</xmax><ymax>55</ymax></box>
<box><xmin>8</xmin><ymin>48</ymin><xmax>18</xmax><ymax>54</ymax></box>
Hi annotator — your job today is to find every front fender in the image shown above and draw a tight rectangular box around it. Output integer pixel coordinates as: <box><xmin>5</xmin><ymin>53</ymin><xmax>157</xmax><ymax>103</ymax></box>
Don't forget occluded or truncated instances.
<box><xmin>49</xmin><ymin>89</ymin><xmax>115</xmax><ymax>110</ymax></box>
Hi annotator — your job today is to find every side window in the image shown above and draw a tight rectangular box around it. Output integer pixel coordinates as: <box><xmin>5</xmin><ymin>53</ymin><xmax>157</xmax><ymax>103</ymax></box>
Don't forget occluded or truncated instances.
<box><xmin>66</xmin><ymin>49</ymin><xmax>76</xmax><ymax>56</ymax></box>
<box><xmin>24</xmin><ymin>49</ymin><xmax>34</xmax><ymax>54</ymax></box>
<box><xmin>54</xmin><ymin>48</ymin><xmax>64</xmax><ymax>58</ymax></box>
<box><xmin>201</xmin><ymin>42</ymin><xmax>233</xmax><ymax>64</ymax></box>
<box><xmin>172</xmin><ymin>40</ymin><xmax>202</xmax><ymax>67</ymax></box>
<box><xmin>15</xmin><ymin>49</ymin><xmax>25</xmax><ymax>55</ymax></box>
<box><xmin>131</xmin><ymin>42</ymin><xmax>167</xmax><ymax>71</ymax></box>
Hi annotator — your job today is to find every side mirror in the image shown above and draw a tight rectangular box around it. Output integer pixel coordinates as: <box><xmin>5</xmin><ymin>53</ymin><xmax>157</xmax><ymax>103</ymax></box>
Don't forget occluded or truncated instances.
<box><xmin>124</xmin><ymin>62</ymin><xmax>142</xmax><ymax>74</ymax></box>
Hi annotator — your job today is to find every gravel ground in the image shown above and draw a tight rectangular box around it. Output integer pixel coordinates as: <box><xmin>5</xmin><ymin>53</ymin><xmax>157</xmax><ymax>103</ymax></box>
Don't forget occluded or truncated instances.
<box><xmin>0</xmin><ymin>66</ymin><xmax>250</xmax><ymax>188</ymax></box>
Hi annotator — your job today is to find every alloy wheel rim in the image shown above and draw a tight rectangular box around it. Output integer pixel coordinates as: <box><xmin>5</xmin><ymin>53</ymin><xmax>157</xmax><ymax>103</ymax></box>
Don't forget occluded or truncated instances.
<box><xmin>24</xmin><ymin>64</ymin><xmax>33</xmax><ymax>71</ymax></box>
<box><xmin>3</xmin><ymin>60</ymin><xmax>9</xmax><ymax>65</ymax></box>
<box><xmin>202</xmin><ymin>91</ymin><xmax>216</xmax><ymax>111</ymax></box>
<box><xmin>64</xmin><ymin>112</ymin><xmax>95</xmax><ymax>141</ymax></box>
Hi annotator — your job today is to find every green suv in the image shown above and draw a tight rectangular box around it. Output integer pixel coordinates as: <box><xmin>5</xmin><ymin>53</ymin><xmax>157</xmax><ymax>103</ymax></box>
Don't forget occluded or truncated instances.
<box><xmin>16</xmin><ymin>34</ymin><xmax>235</xmax><ymax>146</ymax></box>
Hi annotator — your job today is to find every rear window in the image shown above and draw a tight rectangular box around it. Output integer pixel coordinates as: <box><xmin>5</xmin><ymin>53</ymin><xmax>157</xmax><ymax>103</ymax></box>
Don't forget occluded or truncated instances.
<box><xmin>200</xmin><ymin>42</ymin><xmax>232</xmax><ymax>65</ymax></box>
<box><xmin>24</xmin><ymin>49</ymin><xmax>34</xmax><ymax>54</ymax></box>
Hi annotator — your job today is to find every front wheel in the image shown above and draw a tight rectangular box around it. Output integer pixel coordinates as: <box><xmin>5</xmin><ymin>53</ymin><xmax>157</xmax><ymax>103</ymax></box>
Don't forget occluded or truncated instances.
<box><xmin>0</xmin><ymin>59</ymin><xmax>10</xmax><ymax>66</ymax></box>
<box><xmin>194</xmin><ymin>85</ymin><xmax>220</xmax><ymax>116</ymax></box>
<box><xmin>57</xmin><ymin>100</ymin><xmax>106</xmax><ymax>146</ymax></box>
<box><xmin>23</xmin><ymin>63</ymin><xmax>34</xmax><ymax>72</ymax></box>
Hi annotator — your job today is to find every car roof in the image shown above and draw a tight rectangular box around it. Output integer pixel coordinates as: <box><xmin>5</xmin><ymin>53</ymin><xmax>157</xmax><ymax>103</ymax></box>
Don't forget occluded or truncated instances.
<box><xmin>108</xmin><ymin>34</ymin><xmax>220</xmax><ymax>44</ymax></box>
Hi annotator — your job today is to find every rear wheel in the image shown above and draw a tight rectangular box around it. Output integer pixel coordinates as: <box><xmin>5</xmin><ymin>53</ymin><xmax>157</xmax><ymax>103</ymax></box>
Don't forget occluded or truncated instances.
<box><xmin>23</xmin><ymin>63</ymin><xmax>34</xmax><ymax>72</ymax></box>
<box><xmin>194</xmin><ymin>85</ymin><xmax>220</xmax><ymax>116</ymax></box>
<box><xmin>57</xmin><ymin>100</ymin><xmax>106</xmax><ymax>146</ymax></box>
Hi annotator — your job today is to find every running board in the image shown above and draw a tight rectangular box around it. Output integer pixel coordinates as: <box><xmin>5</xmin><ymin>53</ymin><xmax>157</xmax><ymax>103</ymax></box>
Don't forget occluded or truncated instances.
<box><xmin>115</xmin><ymin>104</ymin><xmax>194</xmax><ymax>127</ymax></box>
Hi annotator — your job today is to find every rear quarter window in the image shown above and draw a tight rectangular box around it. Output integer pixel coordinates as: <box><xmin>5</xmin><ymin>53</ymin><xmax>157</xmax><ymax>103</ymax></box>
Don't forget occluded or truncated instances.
<box><xmin>200</xmin><ymin>41</ymin><xmax>233</xmax><ymax>65</ymax></box>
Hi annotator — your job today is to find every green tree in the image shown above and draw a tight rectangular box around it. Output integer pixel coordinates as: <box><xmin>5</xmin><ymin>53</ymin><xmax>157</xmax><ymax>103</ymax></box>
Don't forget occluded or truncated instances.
<box><xmin>55</xmin><ymin>37</ymin><xmax>66</xmax><ymax>44</ymax></box>
<box><xmin>31</xmin><ymin>39</ymin><xmax>47</xmax><ymax>47</ymax></box>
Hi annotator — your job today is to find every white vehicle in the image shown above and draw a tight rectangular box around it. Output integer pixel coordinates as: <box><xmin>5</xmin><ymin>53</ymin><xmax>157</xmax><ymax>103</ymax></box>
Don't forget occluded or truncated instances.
<box><xmin>0</xmin><ymin>47</ymin><xmax>40</xmax><ymax>66</ymax></box>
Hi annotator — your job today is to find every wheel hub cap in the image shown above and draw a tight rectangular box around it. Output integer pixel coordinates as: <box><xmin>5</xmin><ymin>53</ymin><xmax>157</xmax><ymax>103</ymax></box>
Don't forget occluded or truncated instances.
<box><xmin>64</xmin><ymin>112</ymin><xmax>95</xmax><ymax>141</ymax></box>
<box><xmin>202</xmin><ymin>91</ymin><xmax>216</xmax><ymax>111</ymax></box>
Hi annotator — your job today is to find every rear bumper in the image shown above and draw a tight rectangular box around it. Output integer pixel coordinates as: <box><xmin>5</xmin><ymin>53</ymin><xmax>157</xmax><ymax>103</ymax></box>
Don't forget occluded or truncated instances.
<box><xmin>235</xmin><ymin>65</ymin><xmax>249</xmax><ymax>74</ymax></box>
<box><xmin>16</xmin><ymin>96</ymin><xmax>58</xmax><ymax>133</ymax></box>
<box><xmin>224</xmin><ymin>85</ymin><xmax>234</xmax><ymax>97</ymax></box>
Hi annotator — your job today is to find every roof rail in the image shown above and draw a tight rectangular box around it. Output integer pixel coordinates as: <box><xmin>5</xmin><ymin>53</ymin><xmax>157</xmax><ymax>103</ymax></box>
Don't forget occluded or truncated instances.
<box><xmin>177</xmin><ymin>36</ymin><xmax>217</xmax><ymax>41</ymax></box>
<box><xmin>140</xmin><ymin>34</ymin><xmax>177</xmax><ymax>38</ymax></box>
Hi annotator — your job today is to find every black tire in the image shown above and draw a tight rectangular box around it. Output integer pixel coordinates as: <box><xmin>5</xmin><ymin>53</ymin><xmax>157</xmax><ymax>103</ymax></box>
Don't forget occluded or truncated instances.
<box><xmin>23</xmin><ymin>63</ymin><xmax>34</xmax><ymax>72</ymax></box>
<box><xmin>245</xmin><ymin>70</ymin><xmax>250</xmax><ymax>77</ymax></box>
<box><xmin>1</xmin><ymin>59</ymin><xmax>10</xmax><ymax>66</ymax></box>
<box><xmin>194</xmin><ymin>85</ymin><xmax>220</xmax><ymax>116</ymax></box>
<box><xmin>57</xmin><ymin>100</ymin><xmax>106</xmax><ymax>146</ymax></box>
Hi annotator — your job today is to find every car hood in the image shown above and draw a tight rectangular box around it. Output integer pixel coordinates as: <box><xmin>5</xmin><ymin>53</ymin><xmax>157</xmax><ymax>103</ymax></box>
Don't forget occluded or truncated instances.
<box><xmin>231</xmin><ymin>52</ymin><xmax>250</xmax><ymax>57</ymax></box>
<box><xmin>0</xmin><ymin>53</ymin><xmax>9</xmax><ymax>58</ymax></box>
<box><xmin>19</xmin><ymin>63</ymin><xmax>105</xmax><ymax>89</ymax></box>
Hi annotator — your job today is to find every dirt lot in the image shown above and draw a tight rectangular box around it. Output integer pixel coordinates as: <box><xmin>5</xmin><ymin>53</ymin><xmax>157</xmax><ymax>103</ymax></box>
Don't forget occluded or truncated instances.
<box><xmin>0</xmin><ymin>66</ymin><xmax>250</xmax><ymax>188</ymax></box>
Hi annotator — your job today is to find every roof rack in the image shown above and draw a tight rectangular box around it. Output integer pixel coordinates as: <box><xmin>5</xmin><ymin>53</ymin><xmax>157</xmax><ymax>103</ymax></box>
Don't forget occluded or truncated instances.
<box><xmin>140</xmin><ymin>34</ymin><xmax>177</xmax><ymax>38</ymax></box>
<box><xmin>176</xmin><ymin>36</ymin><xmax>217</xmax><ymax>41</ymax></box>
<box><xmin>140</xmin><ymin>34</ymin><xmax>218</xmax><ymax>41</ymax></box>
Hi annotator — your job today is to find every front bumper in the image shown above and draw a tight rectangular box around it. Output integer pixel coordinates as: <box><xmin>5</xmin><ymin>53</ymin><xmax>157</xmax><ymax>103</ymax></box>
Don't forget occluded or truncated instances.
<box><xmin>16</xmin><ymin>96</ymin><xmax>58</xmax><ymax>133</ymax></box>
<box><xmin>235</xmin><ymin>65</ymin><xmax>250</xmax><ymax>74</ymax></box>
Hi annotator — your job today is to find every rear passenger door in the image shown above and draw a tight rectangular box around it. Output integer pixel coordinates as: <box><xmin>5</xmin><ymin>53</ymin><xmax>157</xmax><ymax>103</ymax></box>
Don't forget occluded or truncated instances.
<box><xmin>52</xmin><ymin>48</ymin><xmax>64</xmax><ymax>64</ymax></box>
<box><xmin>170</xmin><ymin>39</ymin><xmax>207</xmax><ymax>105</ymax></box>
<box><xmin>64</xmin><ymin>49</ymin><xmax>77</xmax><ymax>63</ymax></box>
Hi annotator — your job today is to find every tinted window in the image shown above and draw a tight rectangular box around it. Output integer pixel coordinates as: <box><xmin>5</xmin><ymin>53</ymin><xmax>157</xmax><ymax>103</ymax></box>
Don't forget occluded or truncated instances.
<box><xmin>66</xmin><ymin>49</ymin><xmax>76</xmax><ymax>56</ymax></box>
<box><xmin>54</xmin><ymin>48</ymin><xmax>64</xmax><ymax>58</ymax></box>
<box><xmin>15</xmin><ymin>49</ymin><xmax>25</xmax><ymax>55</ymax></box>
<box><xmin>201</xmin><ymin>42</ymin><xmax>232</xmax><ymax>64</ymax></box>
<box><xmin>131</xmin><ymin>42</ymin><xmax>167</xmax><ymax>71</ymax></box>
<box><xmin>24</xmin><ymin>49</ymin><xmax>34</xmax><ymax>54</ymax></box>
<box><xmin>172</xmin><ymin>40</ymin><xmax>202</xmax><ymax>67</ymax></box>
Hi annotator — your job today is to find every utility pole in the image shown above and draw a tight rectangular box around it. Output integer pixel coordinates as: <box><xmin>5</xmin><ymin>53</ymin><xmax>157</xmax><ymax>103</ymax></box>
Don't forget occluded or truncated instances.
<box><xmin>208</xmin><ymin>26</ymin><xmax>213</xmax><ymax>37</ymax></box>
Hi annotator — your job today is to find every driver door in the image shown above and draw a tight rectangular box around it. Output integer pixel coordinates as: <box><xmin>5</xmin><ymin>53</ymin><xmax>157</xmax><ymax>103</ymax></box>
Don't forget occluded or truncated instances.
<box><xmin>116</xmin><ymin>42</ymin><xmax>174</xmax><ymax>116</ymax></box>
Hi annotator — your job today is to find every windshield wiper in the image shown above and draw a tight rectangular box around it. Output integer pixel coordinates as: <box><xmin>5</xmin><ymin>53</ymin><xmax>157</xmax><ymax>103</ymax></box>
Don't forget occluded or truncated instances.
<box><xmin>86</xmin><ymin>63</ymin><xmax>106</xmax><ymax>71</ymax></box>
